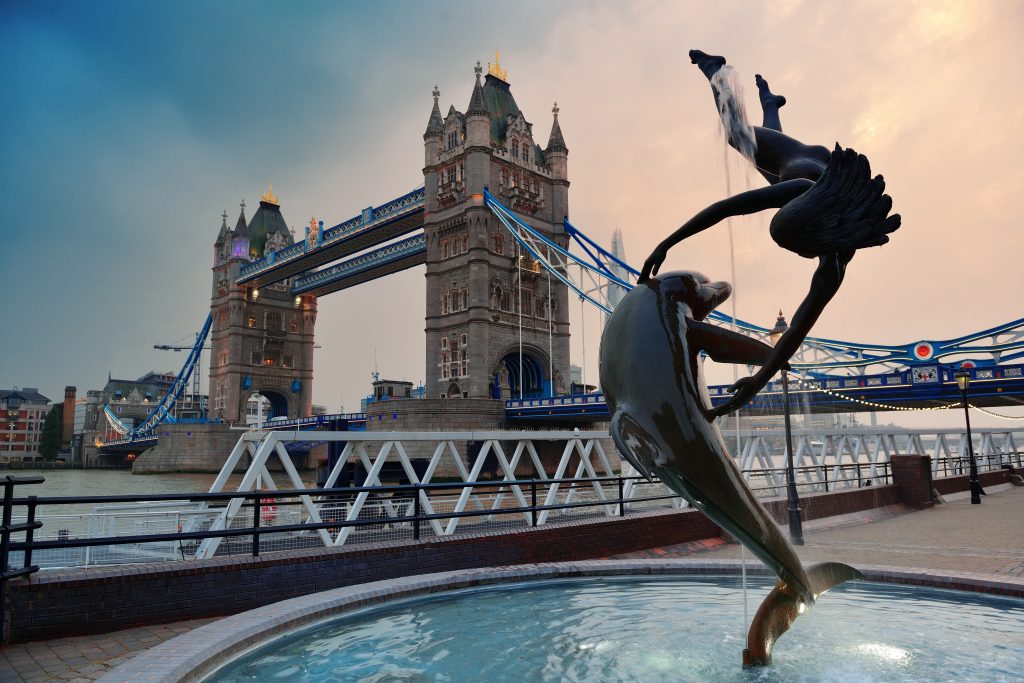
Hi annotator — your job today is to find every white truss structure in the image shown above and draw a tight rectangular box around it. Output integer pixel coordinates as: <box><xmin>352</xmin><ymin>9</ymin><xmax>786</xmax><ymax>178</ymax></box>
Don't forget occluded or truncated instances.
<box><xmin>733</xmin><ymin>426</ymin><xmax>1022</xmax><ymax>495</ymax></box>
<box><xmin>192</xmin><ymin>430</ymin><xmax>675</xmax><ymax>560</ymax></box>
<box><xmin>187</xmin><ymin>425</ymin><xmax>1023</xmax><ymax>560</ymax></box>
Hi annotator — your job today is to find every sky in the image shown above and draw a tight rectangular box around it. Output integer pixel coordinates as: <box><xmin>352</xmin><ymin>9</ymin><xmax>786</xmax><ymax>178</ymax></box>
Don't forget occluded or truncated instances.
<box><xmin>2</xmin><ymin>0</ymin><xmax>1022</xmax><ymax>429</ymax></box>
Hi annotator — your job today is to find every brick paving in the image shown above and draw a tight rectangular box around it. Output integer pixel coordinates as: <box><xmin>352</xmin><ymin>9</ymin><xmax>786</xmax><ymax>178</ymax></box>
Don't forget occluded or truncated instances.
<box><xmin>613</xmin><ymin>483</ymin><xmax>1024</xmax><ymax>577</ymax></box>
<box><xmin>1</xmin><ymin>484</ymin><xmax>1021</xmax><ymax>682</ymax></box>
<box><xmin>0</xmin><ymin>619</ymin><xmax>218</xmax><ymax>683</ymax></box>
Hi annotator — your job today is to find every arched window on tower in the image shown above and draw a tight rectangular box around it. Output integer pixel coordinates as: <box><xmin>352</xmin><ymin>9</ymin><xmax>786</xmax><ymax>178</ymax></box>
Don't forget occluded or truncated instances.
<box><xmin>511</xmin><ymin>140</ymin><xmax>519</xmax><ymax>160</ymax></box>
<box><xmin>266</xmin><ymin>312</ymin><xmax>282</xmax><ymax>331</ymax></box>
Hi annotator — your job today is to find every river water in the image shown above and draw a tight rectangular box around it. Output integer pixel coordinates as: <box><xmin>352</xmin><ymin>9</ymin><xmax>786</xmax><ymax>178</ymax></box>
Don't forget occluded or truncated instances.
<box><xmin>10</xmin><ymin>469</ymin><xmax>318</xmax><ymax>521</ymax></box>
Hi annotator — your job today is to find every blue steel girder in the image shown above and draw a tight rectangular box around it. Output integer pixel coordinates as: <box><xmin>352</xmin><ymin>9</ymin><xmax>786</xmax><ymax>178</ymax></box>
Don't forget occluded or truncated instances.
<box><xmin>236</xmin><ymin>187</ymin><xmax>426</xmax><ymax>288</ymax></box>
<box><xmin>485</xmin><ymin>192</ymin><xmax>1024</xmax><ymax>375</ymax></box>
<box><xmin>291</xmin><ymin>234</ymin><xmax>426</xmax><ymax>297</ymax></box>
<box><xmin>102</xmin><ymin>313</ymin><xmax>213</xmax><ymax>438</ymax></box>
<box><xmin>506</xmin><ymin>362</ymin><xmax>1024</xmax><ymax>421</ymax></box>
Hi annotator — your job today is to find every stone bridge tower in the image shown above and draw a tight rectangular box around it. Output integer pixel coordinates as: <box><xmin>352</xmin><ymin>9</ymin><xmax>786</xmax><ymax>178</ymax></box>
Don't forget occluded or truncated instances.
<box><xmin>209</xmin><ymin>187</ymin><xmax>317</xmax><ymax>423</ymax></box>
<box><xmin>422</xmin><ymin>56</ymin><xmax>570</xmax><ymax>401</ymax></box>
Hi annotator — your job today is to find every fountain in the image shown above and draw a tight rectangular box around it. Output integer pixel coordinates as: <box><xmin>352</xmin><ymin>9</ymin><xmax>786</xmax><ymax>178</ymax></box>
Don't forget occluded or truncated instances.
<box><xmin>198</xmin><ymin>568</ymin><xmax>1023</xmax><ymax>682</ymax></box>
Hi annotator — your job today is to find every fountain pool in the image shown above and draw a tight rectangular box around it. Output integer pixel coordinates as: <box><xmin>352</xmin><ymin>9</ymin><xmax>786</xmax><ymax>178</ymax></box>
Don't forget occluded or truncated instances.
<box><xmin>205</xmin><ymin>573</ymin><xmax>1023</xmax><ymax>682</ymax></box>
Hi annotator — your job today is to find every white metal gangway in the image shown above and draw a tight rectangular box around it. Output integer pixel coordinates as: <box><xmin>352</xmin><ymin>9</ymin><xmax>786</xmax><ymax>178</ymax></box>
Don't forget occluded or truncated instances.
<box><xmin>184</xmin><ymin>425</ymin><xmax>1022</xmax><ymax>560</ymax></box>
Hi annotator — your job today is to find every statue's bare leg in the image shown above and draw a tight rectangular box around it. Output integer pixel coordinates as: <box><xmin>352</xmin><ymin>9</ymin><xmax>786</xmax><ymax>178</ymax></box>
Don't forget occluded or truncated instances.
<box><xmin>755</xmin><ymin>74</ymin><xmax>786</xmax><ymax>132</ymax></box>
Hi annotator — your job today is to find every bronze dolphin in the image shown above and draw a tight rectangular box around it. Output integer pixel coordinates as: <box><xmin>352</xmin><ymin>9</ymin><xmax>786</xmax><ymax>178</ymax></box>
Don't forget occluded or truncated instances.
<box><xmin>599</xmin><ymin>270</ymin><xmax>863</xmax><ymax>667</ymax></box>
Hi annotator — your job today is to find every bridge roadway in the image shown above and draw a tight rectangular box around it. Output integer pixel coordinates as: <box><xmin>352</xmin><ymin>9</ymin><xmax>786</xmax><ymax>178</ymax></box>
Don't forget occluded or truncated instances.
<box><xmin>292</xmin><ymin>234</ymin><xmax>425</xmax><ymax>297</ymax></box>
<box><xmin>236</xmin><ymin>188</ymin><xmax>425</xmax><ymax>291</ymax></box>
<box><xmin>99</xmin><ymin>362</ymin><xmax>1023</xmax><ymax>454</ymax></box>
<box><xmin>506</xmin><ymin>361</ymin><xmax>1024</xmax><ymax>422</ymax></box>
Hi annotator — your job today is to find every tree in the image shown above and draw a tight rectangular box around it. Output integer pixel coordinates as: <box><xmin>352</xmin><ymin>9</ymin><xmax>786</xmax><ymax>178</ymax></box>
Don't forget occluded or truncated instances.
<box><xmin>38</xmin><ymin>403</ymin><xmax>63</xmax><ymax>461</ymax></box>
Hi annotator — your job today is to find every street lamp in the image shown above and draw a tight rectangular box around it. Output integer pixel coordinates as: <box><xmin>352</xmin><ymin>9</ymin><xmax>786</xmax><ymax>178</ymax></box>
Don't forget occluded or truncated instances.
<box><xmin>953</xmin><ymin>371</ymin><xmax>983</xmax><ymax>505</ymax></box>
<box><xmin>770</xmin><ymin>310</ymin><xmax>804</xmax><ymax>545</ymax></box>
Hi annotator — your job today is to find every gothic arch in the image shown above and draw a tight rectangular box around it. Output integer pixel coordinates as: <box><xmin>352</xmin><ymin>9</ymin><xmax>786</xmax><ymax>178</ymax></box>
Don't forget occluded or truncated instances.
<box><xmin>492</xmin><ymin>343</ymin><xmax>550</xmax><ymax>399</ymax></box>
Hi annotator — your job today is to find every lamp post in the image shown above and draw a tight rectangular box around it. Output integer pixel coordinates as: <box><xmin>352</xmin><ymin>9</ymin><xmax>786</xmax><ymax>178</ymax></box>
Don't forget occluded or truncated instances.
<box><xmin>953</xmin><ymin>371</ymin><xmax>983</xmax><ymax>505</ymax></box>
<box><xmin>770</xmin><ymin>311</ymin><xmax>804</xmax><ymax>545</ymax></box>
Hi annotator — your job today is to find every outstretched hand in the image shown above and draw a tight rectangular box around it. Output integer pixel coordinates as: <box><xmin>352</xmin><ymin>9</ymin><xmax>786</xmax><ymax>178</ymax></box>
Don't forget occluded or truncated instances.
<box><xmin>712</xmin><ymin>375</ymin><xmax>761</xmax><ymax>418</ymax></box>
<box><xmin>711</xmin><ymin>363</ymin><xmax>789</xmax><ymax>419</ymax></box>
<box><xmin>640</xmin><ymin>244</ymin><xmax>668</xmax><ymax>282</ymax></box>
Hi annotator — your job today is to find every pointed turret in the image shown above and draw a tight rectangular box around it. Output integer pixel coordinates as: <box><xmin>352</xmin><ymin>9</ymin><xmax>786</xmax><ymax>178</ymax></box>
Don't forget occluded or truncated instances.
<box><xmin>546</xmin><ymin>101</ymin><xmax>568</xmax><ymax>155</ymax></box>
<box><xmin>234</xmin><ymin>199</ymin><xmax>249</xmax><ymax>236</ymax></box>
<box><xmin>424</xmin><ymin>85</ymin><xmax>444</xmax><ymax>140</ymax></box>
<box><xmin>467</xmin><ymin>62</ymin><xmax>488</xmax><ymax>116</ymax></box>
<box><xmin>215</xmin><ymin>209</ymin><xmax>231</xmax><ymax>245</ymax></box>
<box><xmin>465</xmin><ymin>61</ymin><xmax>491</xmax><ymax>153</ymax></box>
<box><xmin>230</xmin><ymin>199</ymin><xmax>250</xmax><ymax>260</ymax></box>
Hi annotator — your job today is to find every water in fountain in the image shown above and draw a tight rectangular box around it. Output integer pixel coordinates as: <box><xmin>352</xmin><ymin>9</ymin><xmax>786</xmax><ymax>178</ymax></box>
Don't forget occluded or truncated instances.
<box><xmin>208</xmin><ymin>576</ymin><xmax>1024</xmax><ymax>681</ymax></box>
<box><xmin>711</xmin><ymin>66</ymin><xmax>758</xmax><ymax>166</ymax></box>
<box><xmin>710</xmin><ymin>64</ymin><xmax>764</xmax><ymax>625</ymax></box>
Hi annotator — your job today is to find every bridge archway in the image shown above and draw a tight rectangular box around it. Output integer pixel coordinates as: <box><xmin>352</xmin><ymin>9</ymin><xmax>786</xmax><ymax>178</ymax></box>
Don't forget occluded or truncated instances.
<box><xmin>496</xmin><ymin>347</ymin><xmax>548</xmax><ymax>399</ymax></box>
<box><xmin>245</xmin><ymin>388</ymin><xmax>291</xmax><ymax>422</ymax></box>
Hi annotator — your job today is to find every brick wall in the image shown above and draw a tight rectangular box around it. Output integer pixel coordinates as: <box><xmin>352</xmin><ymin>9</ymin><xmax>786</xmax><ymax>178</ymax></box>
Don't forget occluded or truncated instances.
<box><xmin>933</xmin><ymin>468</ymin><xmax>1011</xmax><ymax>496</ymax></box>
<box><xmin>762</xmin><ymin>484</ymin><xmax>900</xmax><ymax>523</ymax></box>
<box><xmin>6</xmin><ymin>508</ymin><xmax>719</xmax><ymax>644</ymax></box>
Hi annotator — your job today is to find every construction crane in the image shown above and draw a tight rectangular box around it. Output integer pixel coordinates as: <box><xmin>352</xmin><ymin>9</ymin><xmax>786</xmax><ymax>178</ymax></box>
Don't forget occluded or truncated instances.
<box><xmin>154</xmin><ymin>332</ymin><xmax>211</xmax><ymax>418</ymax></box>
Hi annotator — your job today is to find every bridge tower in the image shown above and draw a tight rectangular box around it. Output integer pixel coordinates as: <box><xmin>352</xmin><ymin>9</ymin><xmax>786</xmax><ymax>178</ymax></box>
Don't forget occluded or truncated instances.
<box><xmin>422</xmin><ymin>57</ymin><xmax>571</xmax><ymax>400</ymax></box>
<box><xmin>208</xmin><ymin>188</ymin><xmax>317</xmax><ymax>422</ymax></box>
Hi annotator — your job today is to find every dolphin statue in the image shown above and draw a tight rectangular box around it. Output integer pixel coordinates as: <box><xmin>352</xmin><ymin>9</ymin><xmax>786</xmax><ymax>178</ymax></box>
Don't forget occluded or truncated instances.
<box><xmin>599</xmin><ymin>270</ymin><xmax>863</xmax><ymax>667</ymax></box>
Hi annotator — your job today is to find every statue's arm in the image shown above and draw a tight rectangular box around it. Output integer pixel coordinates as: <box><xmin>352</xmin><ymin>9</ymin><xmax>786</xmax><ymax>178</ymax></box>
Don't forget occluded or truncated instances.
<box><xmin>686</xmin><ymin>319</ymin><xmax>781</xmax><ymax>367</ymax></box>
<box><xmin>640</xmin><ymin>179</ymin><xmax>813</xmax><ymax>282</ymax></box>
<box><xmin>712</xmin><ymin>252</ymin><xmax>851</xmax><ymax>417</ymax></box>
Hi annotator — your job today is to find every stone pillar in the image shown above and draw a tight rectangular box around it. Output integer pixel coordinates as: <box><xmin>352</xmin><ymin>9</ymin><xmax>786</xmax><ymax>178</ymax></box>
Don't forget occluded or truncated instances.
<box><xmin>890</xmin><ymin>454</ymin><xmax>934</xmax><ymax>509</ymax></box>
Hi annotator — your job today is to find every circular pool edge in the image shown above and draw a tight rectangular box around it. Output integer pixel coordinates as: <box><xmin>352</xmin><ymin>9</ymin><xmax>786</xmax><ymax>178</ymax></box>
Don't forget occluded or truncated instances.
<box><xmin>95</xmin><ymin>560</ymin><xmax>1024</xmax><ymax>683</ymax></box>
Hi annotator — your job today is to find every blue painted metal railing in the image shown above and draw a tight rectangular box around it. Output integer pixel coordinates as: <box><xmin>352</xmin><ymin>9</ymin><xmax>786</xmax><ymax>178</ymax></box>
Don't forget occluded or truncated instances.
<box><xmin>487</xmin><ymin>190</ymin><xmax>1024</xmax><ymax>373</ymax></box>
<box><xmin>238</xmin><ymin>187</ymin><xmax>425</xmax><ymax>283</ymax></box>
<box><xmin>292</xmin><ymin>234</ymin><xmax>426</xmax><ymax>294</ymax></box>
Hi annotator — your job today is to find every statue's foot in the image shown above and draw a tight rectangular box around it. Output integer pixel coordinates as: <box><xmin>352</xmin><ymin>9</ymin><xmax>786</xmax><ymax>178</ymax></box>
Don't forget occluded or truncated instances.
<box><xmin>689</xmin><ymin>50</ymin><xmax>726</xmax><ymax>80</ymax></box>
<box><xmin>755</xmin><ymin>74</ymin><xmax>787</xmax><ymax>109</ymax></box>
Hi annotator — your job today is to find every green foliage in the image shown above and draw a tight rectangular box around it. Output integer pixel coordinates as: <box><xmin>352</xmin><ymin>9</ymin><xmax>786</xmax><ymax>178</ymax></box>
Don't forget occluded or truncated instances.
<box><xmin>38</xmin><ymin>403</ymin><xmax>63</xmax><ymax>461</ymax></box>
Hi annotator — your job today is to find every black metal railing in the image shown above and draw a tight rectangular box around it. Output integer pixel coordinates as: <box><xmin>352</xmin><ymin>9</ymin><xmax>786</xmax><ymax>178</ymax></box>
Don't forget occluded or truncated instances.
<box><xmin>1</xmin><ymin>476</ymin><xmax>44</xmax><ymax>640</ymax></box>
<box><xmin>1</xmin><ymin>476</ymin><xmax>678</xmax><ymax>570</ymax></box>
<box><xmin>741</xmin><ymin>461</ymin><xmax>892</xmax><ymax>495</ymax></box>
<box><xmin>2</xmin><ymin>453</ymin><xmax>1019</xmax><ymax>574</ymax></box>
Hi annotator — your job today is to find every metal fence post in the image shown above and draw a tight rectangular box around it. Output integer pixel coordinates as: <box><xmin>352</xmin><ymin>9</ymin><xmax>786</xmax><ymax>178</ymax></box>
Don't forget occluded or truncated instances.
<box><xmin>531</xmin><ymin>480</ymin><xmax>538</xmax><ymax>527</ymax></box>
<box><xmin>252</xmin><ymin>493</ymin><xmax>261</xmax><ymax>557</ymax></box>
<box><xmin>413</xmin><ymin>485</ymin><xmax>421</xmax><ymax>540</ymax></box>
<box><xmin>24</xmin><ymin>497</ymin><xmax>37</xmax><ymax>570</ymax></box>
<box><xmin>618</xmin><ymin>477</ymin><xmax>625</xmax><ymax>517</ymax></box>
<box><xmin>823</xmin><ymin>468</ymin><xmax>829</xmax><ymax>492</ymax></box>
<box><xmin>1</xmin><ymin>478</ymin><xmax>12</xmax><ymax>644</ymax></box>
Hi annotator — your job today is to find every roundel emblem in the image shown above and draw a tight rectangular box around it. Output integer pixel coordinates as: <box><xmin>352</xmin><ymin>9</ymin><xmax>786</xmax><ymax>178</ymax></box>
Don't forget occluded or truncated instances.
<box><xmin>960</xmin><ymin>360</ymin><xmax>976</xmax><ymax>369</ymax></box>
<box><xmin>913</xmin><ymin>342</ymin><xmax>934</xmax><ymax>361</ymax></box>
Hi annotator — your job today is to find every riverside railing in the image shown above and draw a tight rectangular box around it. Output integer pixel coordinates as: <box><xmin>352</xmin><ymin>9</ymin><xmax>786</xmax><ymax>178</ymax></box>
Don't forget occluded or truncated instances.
<box><xmin>4</xmin><ymin>475</ymin><xmax>678</xmax><ymax>571</ymax></box>
<box><xmin>3</xmin><ymin>453</ymin><xmax>1017</xmax><ymax>571</ymax></box>
<box><xmin>1</xmin><ymin>476</ymin><xmax>44</xmax><ymax>639</ymax></box>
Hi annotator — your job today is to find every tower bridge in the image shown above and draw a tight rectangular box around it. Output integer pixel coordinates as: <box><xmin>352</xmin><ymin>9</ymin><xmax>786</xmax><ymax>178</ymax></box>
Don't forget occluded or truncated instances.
<box><xmin>94</xmin><ymin>57</ymin><xmax>1024</xmax><ymax>470</ymax></box>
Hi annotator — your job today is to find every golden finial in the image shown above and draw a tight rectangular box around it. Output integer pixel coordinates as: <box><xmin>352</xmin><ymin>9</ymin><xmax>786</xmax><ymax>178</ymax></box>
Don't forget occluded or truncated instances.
<box><xmin>487</xmin><ymin>50</ymin><xmax>507</xmax><ymax>82</ymax></box>
<box><xmin>309</xmin><ymin>216</ymin><xmax>317</xmax><ymax>232</ymax></box>
<box><xmin>261</xmin><ymin>183</ymin><xmax>280</xmax><ymax>205</ymax></box>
